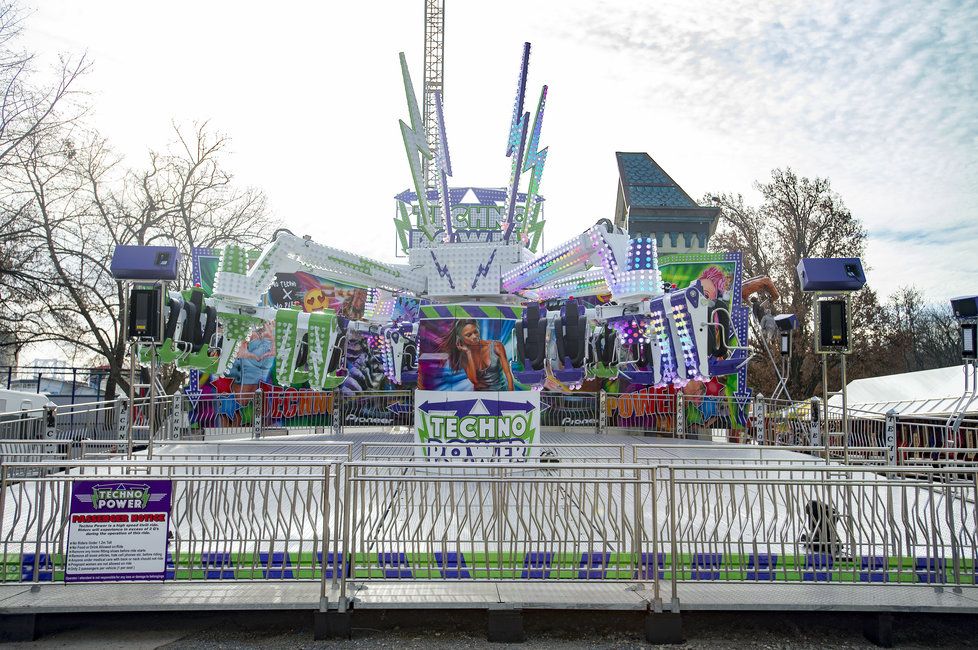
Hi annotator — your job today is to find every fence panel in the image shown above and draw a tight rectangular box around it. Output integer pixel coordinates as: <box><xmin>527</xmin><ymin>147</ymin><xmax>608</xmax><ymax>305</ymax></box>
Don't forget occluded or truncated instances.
<box><xmin>339</xmin><ymin>391</ymin><xmax>414</xmax><ymax>432</ymax></box>
<box><xmin>0</xmin><ymin>440</ymin><xmax>72</xmax><ymax>476</ymax></box>
<box><xmin>603</xmin><ymin>391</ymin><xmax>676</xmax><ymax>436</ymax></box>
<box><xmin>0</xmin><ymin>412</ymin><xmax>45</xmax><ymax>441</ymax></box>
<box><xmin>757</xmin><ymin>397</ymin><xmax>816</xmax><ymax>447</ymax></box>
<box><xmin>338</xmin><ymin>462</ymin><xmax>655</xmax><ymax>607</ymax></box>
<box><xmin>359</xmin><ymin>442</ymin><xmax>627</xmax><ymax>464</ymax></box>
<box><xmin>540</xmin><ymin>392</ymin><xmax>599</xmax><ymax>432</ymax></box>
<box><xmin>181</xmin><ymin>391</ymin><xmax>257</xmax><ymax>440</ymax></box>
<box><xmin>682</xmin><ymin>395</ymin><xmax>753</xmax><ymax>443</ymax></box>
<box><xmin>631</xmin><ymin>443</ymin><xmax>829</xmax><ymax>466</ymax></box>
<box><xmin>258</xmin><ymin>389</ymin><xmax>336</xmax><ymax>435</ymax></box>
<box><xmin>655</xmin><ymin>465</ymin><xmax>978</xmax><ymax>590</ymax></box>
<box><xmin>0</xmin><ymin>460</ymin><xmax>340</xmax><ymax>585</ymax></box>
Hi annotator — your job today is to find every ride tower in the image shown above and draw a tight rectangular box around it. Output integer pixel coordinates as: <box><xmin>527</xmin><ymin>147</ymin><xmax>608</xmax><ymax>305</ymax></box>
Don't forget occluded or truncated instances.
<box><xmin>139</xmin><ymin>43</ymin><xmax>740</xmax><ymax>462</ymax></box>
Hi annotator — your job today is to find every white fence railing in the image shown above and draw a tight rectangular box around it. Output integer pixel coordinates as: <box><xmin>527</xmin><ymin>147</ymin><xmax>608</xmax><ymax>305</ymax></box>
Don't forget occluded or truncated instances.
<box><xmin>1</xmin><ymin>459</ymin><xmax>976</xmax><ymax>613</ymax></box>
<box><xmin>3</xmin><ymin>391</ymin><xmax>978</xmax><ymax>470</ymax></box>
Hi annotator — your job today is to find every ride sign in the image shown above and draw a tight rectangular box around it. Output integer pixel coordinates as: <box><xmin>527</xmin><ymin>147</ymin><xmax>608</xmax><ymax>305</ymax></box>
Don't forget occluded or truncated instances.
<box><xmin>65</xmin><ymin>479</ymin><xmax>172</xmax><ymax>582</ymax></box>
<box><xmin>414</xmin><ymin>390</ymin><xmax>540</xmax><ymax>462</ymax></box>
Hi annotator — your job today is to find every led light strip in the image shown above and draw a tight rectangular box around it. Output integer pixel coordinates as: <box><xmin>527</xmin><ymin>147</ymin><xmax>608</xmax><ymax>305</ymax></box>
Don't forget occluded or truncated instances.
<box><xmin>650</xmin><ymin>300</ymin><xmax>677</xmax><ymax>385</ymax></box>
<box><xmin>669</xmin><ymin>293</ymin><xmax>706</xmax><ymax>383</ymax></box>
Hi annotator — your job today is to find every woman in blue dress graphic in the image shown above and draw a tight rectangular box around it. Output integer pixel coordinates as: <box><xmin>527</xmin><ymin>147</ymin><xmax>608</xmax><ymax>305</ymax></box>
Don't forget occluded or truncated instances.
<box><xmin>446</xmin><ymin>319</ymin><xmax>515</xmax><ymax>392</ymax></box>
<box><xmin>229</xmin><ymin>323</ymin><xmax>275</xmax><ymax>392</ymax></box>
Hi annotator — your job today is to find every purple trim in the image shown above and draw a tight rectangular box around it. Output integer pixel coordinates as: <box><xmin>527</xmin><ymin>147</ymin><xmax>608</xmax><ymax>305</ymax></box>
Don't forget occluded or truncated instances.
<box><xmin>394</xmin><ymin>187</ymin><xmax>543</xmax><ymax>204</ymax></box>
<box><xmin>434</xmin><ymin>91</ymin><xmax>454</xmax><ymax>242</ymax></box>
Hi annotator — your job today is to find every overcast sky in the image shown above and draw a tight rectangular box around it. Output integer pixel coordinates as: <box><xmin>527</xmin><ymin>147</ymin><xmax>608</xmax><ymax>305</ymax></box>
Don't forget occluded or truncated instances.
<box><xmin>21</xmin><ymin>0</ymin><xmax>978</xmax><ymax>303</ymax></box>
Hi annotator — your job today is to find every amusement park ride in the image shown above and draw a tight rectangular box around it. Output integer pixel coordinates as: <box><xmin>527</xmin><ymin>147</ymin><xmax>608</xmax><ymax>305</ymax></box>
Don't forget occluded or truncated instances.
<box><xmin>111</xmin><ymin>41</ymin><xmax>787</xmax><ymax>458</ymax></box>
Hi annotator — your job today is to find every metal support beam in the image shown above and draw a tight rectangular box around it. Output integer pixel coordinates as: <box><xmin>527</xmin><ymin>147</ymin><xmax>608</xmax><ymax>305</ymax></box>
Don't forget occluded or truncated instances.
<box><xmin>314</xmin><ymin>610</ymin><xmax>352</xmax><ymax>640</ymax></box>
<box><xmin>487</xmin><ymin>605</ymin><xmax>524</xmax><ymax>643</ymax></box>
<box><xmin>645</xmin><ymin>612</ymin><xmax>683</xmax><ymax>644</ymax></box>
<box><xmin>0</xmin><ymin>614</ymin><xmax>37</xmax><ymax>642</ymax></box>
<box><xmin>422</xmin><ymin>0</ymin><xmax>445</xmax><ymax>189</ymax></box>
<box><xmin>863</xmin><ymin>612</ymin><xmax>894</xmax><ymax>647</ymax></box>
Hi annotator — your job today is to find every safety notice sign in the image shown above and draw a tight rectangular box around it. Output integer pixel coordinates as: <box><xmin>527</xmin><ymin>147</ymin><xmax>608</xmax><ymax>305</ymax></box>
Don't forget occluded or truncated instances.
<box><xmin>65</xmin><ymin>479</ymin><xmax>172</xmax><ymax>582</ymax></box>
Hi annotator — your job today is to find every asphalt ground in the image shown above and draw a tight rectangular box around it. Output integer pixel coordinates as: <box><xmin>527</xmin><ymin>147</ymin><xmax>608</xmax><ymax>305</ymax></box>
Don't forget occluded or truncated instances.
<box><xmin>4</xmin><ymin>609</ymin><xmax>978</xmax><ymax>648</ymax></box>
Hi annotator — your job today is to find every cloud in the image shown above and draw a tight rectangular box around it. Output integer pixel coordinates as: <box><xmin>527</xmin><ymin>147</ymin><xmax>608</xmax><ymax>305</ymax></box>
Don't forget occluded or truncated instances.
<box><xmin>19</xmin><ymin>0</ymin><xmax>977</xmax><ymax>303</ymax></box>
<box><xmin>569</xmin><ymin>0</ymin><xmax>978</xmax><ymax>299</ymax></box>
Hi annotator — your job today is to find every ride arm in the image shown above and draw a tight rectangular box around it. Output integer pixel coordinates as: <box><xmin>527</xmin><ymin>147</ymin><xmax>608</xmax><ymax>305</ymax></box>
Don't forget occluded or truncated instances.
<box><xmin>502</xmin><ymin>224</ymin><xmax>630</xmax><ymax>295</ymax></box>
<box><xmin>212</xmin><ymin>233</ymin><xmax>424</xmax><ymax>307</ymax></box>
<box><xmin>742</xmin><ymin>275</ymin><xmax>780</xmax><ymax>303</ymax></box>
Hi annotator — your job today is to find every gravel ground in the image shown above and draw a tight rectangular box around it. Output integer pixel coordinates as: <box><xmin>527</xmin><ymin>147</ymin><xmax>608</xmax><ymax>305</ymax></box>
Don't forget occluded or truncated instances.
<box><xmin>8</xmin><ymin>610</ymin><xmax>978</xmax><ymax>649</ymax></box>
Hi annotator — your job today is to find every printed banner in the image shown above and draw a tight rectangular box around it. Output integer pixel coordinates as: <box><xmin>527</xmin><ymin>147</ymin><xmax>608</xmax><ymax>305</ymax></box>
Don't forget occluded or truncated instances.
<box><xmin>414</xmin><ymin>390</ymin><xmax>540</xmax><ymax>462</ymax></box>
<box><xmin>418</xmin><ymin>317</ymin><xmax>522</xmax><ymax>391</ymax></box>
<box><xmin>65</xmin><ymin>479</ymin><xmax>172</xmax><ymax>582</ymax></box>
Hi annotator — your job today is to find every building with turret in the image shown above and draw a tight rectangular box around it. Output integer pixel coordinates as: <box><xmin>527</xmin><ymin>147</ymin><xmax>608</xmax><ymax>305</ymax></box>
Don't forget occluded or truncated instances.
<box><xmin>613</xmin><ymin>152</ymin><xmax>720</xmax><ymax>254</ymax></box>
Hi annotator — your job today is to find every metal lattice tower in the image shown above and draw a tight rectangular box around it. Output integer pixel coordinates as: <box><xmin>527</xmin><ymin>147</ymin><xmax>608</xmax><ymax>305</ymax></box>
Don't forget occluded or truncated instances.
<box><xmin>422</xmin><ymin>0</ymin><xmax>445</xmax><ymax>190</ymax></box>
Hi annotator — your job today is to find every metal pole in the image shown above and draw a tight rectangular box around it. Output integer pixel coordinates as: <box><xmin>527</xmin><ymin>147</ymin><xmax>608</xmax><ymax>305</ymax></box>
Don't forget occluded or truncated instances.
<box><xmin>753</xmin><ymin>394</ymin><xmax>766</xmax><ymax>445</ymax></box>
<box><xmin>147</xmin><ymin>343</ymin><xmax>157</xmax><ymax>460</ymax></box>
<box><xmin>675</xmin><ymin>391</ymin><xmax>685</xmax><ymax>439</ymax></box>
<box><xmin>821</xmin><ymin>354</ymin><xmax>830</xmax><ymax>462</ymax></box>
<box><xmin>127</xmin><ymin>338</ymin><xmax>136</xmax><ymax>460</ymax></box>
<box><xmin>840</xmin><ymin>352</ymin><xmax>849</xmax><ymax>464</ymax></box>
<box><xmin>885</xmin><ymin>409</ymin><xmax>898</xmax><ymax>466</ymax></box>
<box><xmin>69</xmin><ymin>368</ymin><xmax>77</xmax><ymax>434</ymax></box>
<box><xmin>668</xmin><ymin>466</ymin><xmax>679</xmax><ymax>611</ymax></box>
<box><xmin>597</xmin><ymin>390</ymin><xmax>606</xmax><ymax>435</ymax></box>
<box><xmin>253</xmin><ymin>387</ymin><xmax>264</xmax><ymax>439</ymax></box>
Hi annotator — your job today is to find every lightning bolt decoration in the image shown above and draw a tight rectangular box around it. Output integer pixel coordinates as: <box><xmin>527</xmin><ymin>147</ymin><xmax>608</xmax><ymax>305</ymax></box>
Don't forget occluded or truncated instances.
<box><xmin>471</xmin><ymin>248</ymin><xmax>498</xmax><ymax>290</ymax></box>
<box><xmin>520</xmin><ymin>85</ymin><xmax>549</xmax><ymax>251</ymax></box>
<box><xmin>433</xmin><ymin>90</ymin><xmax>455</xmax><ymax>243</ymax></box>
<box><xmin>394</xmin><ymin>201</ymin><xmax>413</xmax><ymax>253</ymax></box>
<box><xmin>502</xmin><ymin>42</ymin><xmax>531</xmax><ymax>244</ymax></box>
<box><xmin>429</xmin><ymin>250</ymin><xmax>455</xmax><ymax>290</ymax></box>
<box><xmin>398</xmin><ymin>53</ymin><xmax>437</xmax><ymax>242</ymax></box>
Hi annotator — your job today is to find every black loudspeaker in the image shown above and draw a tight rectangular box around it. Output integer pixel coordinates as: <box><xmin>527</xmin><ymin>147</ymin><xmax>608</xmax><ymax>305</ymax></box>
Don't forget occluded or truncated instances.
<box><xmin>962</xmin><ymin>323</ymin><xmax>977</xmax><ymax>360</ymax></box>
<box><xmin>817</xmin><ymin>299</ymin><xmax>849</xmax><ymax>352</ymax></box>
<box><xmin>950</xmin><ymin>296</ymin><xmax>978</xmax><ymax>320</ymax></box>
<box><xmin>128</xmin><ymin>286</ymin><xmax>162</xmax><ymax>341</ymax></box>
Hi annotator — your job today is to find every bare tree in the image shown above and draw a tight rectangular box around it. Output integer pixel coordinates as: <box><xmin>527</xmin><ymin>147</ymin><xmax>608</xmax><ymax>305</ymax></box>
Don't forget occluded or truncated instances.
<box><xmin>888</xmin><ymin>287</ymin><xmax>960</xmax><ymax>372</ymax></box>
<box><xmin>708</xmin><ymin>168</ymin><xmax>884</xmax><ymax>397</ymax></box>
<box><xmin>16</xmin><ymin>123</ymin><xmax>277</xmax><ymax>398</ymax></box>
<box><xmin>0</xmin><ymin>0</ymin><xmax>89</xmax><ymax>364</ymax></box>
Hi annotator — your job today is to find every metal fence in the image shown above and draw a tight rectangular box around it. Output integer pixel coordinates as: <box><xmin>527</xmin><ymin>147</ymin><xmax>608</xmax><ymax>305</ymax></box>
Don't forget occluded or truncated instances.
<box><xmin>660</xmin><ymin>465</ymin><xmax>978</xmax><ymax>592</ymax></box>
<box><xmin>359</xmin><ymin>442</ymin><xmax>629</xmax><ymax>464</ymax></box>
<box><xmin>334</xmin><ymin>462</ymin><xmax>978</xmax><ymax>611</ymax></box>
<box><xmin>3</xmin><ymin>390</ymin><xmax>978</xmax><ymax>471</ymax></box>
<box><xmin>0</xmin><ymin>366</ymin><xmax>110</xmax><ymax>406</ymax></box>
<box><xmin>337</xmin><ymin>391</ymin><xmax>414</xmax><ymax>432</ymax></box>
<box><xmin>1</xmin><ymin>458</ymin><xmax>976</xmax><ymax>613</ymax></box>
<box><xmin>0</xmin><ymin>460</ymin><xmax>342</xmax><ymax>584</ymax></box>
<box><xmin>541</xmin><ymin>392</ymin><xmax>601</xmax><ymax>432</ymax></box>
<box><xmin>603</xmin><ymin>391</ymin><xmax>675</xmax><ymax>436</ymax></box>
<box><xmin>0</xmin><ymin>399</ymin><xmax>122</xmax><ymax>442</ymax></box>
<box><xmin>336</xmin><ymin>462</ymin><xmax>651</xmax><ymax>608</ymax></box>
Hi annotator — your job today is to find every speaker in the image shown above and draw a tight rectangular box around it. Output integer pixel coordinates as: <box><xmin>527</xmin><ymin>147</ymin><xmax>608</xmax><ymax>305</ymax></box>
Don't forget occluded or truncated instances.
<box><xmin>128</xmin><ymin>286</ymin><xmax>163</xmax><ymax>341</ymax></box>
<box><xmin>796</xmin><ymin>258</ymin><xmax>865</xmax><ymax>292</ymax></box>
<box><xmin>962</xmin><ymin>323</ymin><xmax>977</xmax><ymax>360</ymax></box>
<box><xmin>950</xmin><ymin>296</ymin><xmax>978</xmax><ymax>321</ymax></box>
<box><xmin>817</xmin><ymin>299</ymin><xmax>849</xmax><ymax>352</ymax></box>
<box><xmin>111</xmin><ymin>245</ymin><xmax>180</xmax><ymax>281</ymax></box>
<box><xmin>775</xmin><ymin>314</ymin><xmax>798</xmax><ymax>332</ymax></box>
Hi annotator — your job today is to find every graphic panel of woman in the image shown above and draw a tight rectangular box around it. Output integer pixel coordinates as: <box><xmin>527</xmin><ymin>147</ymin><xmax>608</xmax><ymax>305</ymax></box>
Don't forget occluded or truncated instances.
<box><xmin>445</xmin><ymin>319</ymin><xmax>515</xmax><ymax>391</ymax></box>
<box><xmin>697</xmin><ymin>265</ymin><xmax>733</xmax><ymax>359</ymax></box>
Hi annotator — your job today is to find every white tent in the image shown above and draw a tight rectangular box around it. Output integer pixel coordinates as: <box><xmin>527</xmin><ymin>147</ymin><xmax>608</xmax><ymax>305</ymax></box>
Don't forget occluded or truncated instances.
<box><xmin>828</xmin><ymin>364</ymin><xmax>973</xmax><ymax>417</ymax></box>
